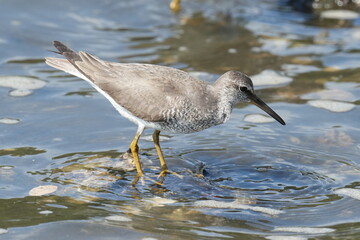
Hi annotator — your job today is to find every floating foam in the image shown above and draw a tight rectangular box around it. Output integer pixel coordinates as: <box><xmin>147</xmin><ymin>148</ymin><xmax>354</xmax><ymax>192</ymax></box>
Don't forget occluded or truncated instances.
<box><xmin>9</xmin><ymin>89</ymin><xmax>33</xmax><ymax>97</ymax></box>
<box><xmin>334</xmin><ymin>188</ymin><xmax>360</xmax><ymax>200</ymax></box>
<box><xmin>145</xmin><ymin>197</ymin><xmax>177</xmax><ymax>207</ymax></box>
<box><xmin>243</xmin><ymin>114</ymin><xmax>276</xmax><ymax>124</ymax></box>
<box><xmin>0</xmin><ymin>229</ymin><xmax>7</xmax><ymax>234</ymax></box>
<box><xmin>308</xmin><ymin>100</ymin><xmax>355</xmax><ymax>112</ymax></box>
<box><xmin>255</xmin><ymin>38</ymin><xmax>335</xmax><ymax>56</ymax></box>
<box><xmin>273</xmin><ymin>227</ymin><xmax>334</xmax><ymax>234</ymax></box>
<box><xmin>0</xmin><ymin>76</ymin><xmax>46</xmax><ymax>89</ymax></box>
<box><xmin>302</xmin><ymin>89</ymin><xmax>355</xmax><ymax>102</ymax></box>
<box><xmin>39</xmin><ymin>210</ymin><xmax>53</xmax><ymax>215</ymax></box>
<box><xmin>29</xmin><ymin>185</ymin><xmax>58</xmax><ymax>196</ymax></box>
<box><xmin>0</xmin><ymin>165</ymin><xmax>14</xmax><ymax>170</ymax></box>
<box><xmin>105</xmin><ymin>215</ymin><xmax>132</xmax><ymax>222</ymax></box>
<box><xmin>255</xmin><ymin>39</ymin><xmax>290</xmax><ymax>54</ymax></box>
<box><xmin>191</xmin><ymin>229</ymin><xmax>232</xmax><ymax>238</ymax></box>
<box><xmin>282</xmin><ymin>64</ymin><xmax>320</xmax><ymax>76</ymax></box>
<box><xmin>321</xmin><ymin>10</ymin><xmax>359</xmax><ymax>20</ymax></box>
<box><xmin>194</xmin><ymin>200</ymin><xmax>282</xmax><ymax>215</ymax></box>
<box><xmin>228</xmin><ymin>48</ymin><xmax>237</xmax><ymax>54</ymax></box>
<box><xmin>266</xmin><ymin>236</ymin><xmax>307</xmax><ymax>240</ymax></box>
<box><xmin>178</xmin><ymin>46</ymin><xmax>188</xmax><ymax>52</ymax></box>
<box><xmin>0</xmin><ymin>118</ymin><xmax>20</xmax><ymax>124</ymax></box>
<box><xmin>251</xmin><ymin>70</ymin><xmax>292</xmax><ymax>86</ymax></box>
<box><xmin>0</xmin><ymin>76</ymin><xmax>46</xmax><ymax>97</ymax></box>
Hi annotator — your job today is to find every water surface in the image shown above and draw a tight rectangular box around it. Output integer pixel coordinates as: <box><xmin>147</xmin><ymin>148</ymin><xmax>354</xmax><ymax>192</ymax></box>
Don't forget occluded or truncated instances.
<box><xmin>0</xmin><ymin>0</ymin><xmax>360</xmax><ymax>239</ymax></box>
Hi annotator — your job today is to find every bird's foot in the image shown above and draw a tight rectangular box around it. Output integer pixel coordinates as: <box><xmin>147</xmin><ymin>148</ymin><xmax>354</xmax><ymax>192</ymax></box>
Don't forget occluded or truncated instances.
<box><xmin>132</xmin><ymin>174</ymin><xmax>165</xmax><ymax>186</ymax></box>
<box><xmin>158</xmin><ymin>169</ymin><xmax>183</xmax><ymax>179</ymax></box>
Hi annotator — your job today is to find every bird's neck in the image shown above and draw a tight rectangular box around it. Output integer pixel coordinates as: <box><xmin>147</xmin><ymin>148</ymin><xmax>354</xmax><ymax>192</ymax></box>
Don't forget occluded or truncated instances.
<box><xmin>212</xmin><ymin>84</ymin><xmax>237</xmax><ymax>124</ymax></box>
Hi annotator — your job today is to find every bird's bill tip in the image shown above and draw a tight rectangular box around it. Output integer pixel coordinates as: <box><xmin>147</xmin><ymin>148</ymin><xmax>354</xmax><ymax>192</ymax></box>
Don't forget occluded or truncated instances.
<box><xmin>248</xmin><ymin>93</ymin><xmax>286</xmax><ymax>126</ymax></box>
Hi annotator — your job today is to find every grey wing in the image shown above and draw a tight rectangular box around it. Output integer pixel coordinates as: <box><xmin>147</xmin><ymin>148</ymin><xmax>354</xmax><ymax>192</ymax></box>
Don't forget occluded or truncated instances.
<box><xmin>76</xmin><ymin>52</ymin><xmax>210</xmax><ymax>122</ymax></box>
<box><xmin>46</xmin><ymin>48</ymin><xmax>207</xmax><ymax>122</ymax></box>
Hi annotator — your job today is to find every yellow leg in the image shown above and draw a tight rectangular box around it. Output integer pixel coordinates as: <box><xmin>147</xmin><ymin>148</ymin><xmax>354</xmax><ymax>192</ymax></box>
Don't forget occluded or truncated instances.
<box><xmin>152</xmin><ymin>130</ymin><xmax>183</xmax><ymax>179</ymax></box>
<box><xmin>130</xmin><ymin>125</ymin><xmax>145</xmax><ymax>177</ymax></box>
<box><xmin>170</xmin><ymin>0</ymin><xmax>181</xmax><ymax>12</ymax></box>
<box><xmin>152</xmin><ymin>130</ymin><xmax>168</xmax><ymax>171</ymax></box>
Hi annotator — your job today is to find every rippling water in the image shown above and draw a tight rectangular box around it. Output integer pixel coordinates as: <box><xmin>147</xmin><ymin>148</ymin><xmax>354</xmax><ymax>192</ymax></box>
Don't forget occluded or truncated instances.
<box><xmin>0</xmin><ymin>0</ymin><xmax>360</xmax><ymax>239</ymax></box>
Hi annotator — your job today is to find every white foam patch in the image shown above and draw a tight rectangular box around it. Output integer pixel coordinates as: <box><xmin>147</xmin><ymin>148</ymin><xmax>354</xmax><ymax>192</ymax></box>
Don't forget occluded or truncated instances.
<box><xmin>255</xmin><ymin>38</ymin><xmax>335</xmax><ymax>56</ymax></box>
<box><xmin>282</xmin><ymin>64</ymin><xmax>320</xmax><ymax>76</ymax></box>
<box><xmin>334</xmin><ymin>188</ymin><xmax>360</xmax><ymax>200</ymax></box>
<box><xmin>191</xmin><ymin>229</ymin><xmax>232</xmax><ymax>238</ymax></box>
<box><xmin>321</xmin><ymin>10</ymin><xmax>359</xmax><ymax>20</ymax></box>
<box><xmin>39</xmin><ymin>210</ymin><xmax>53</xmax><ymax>215</ymax></box>
<box><xmin>0</xmin><ymin>76</ymin><xmax>46</xmax><ymax>89</ymax></box>
<box><xmin>243</xmin><ymin>114</ymin><xmax>276</xmax><ymax>124</ymax></box>
<box><xmin>228</xmin><ymin>48</ymin><xmax>237</xmax><ymax>54</ymax></box>
<box><xmin>0</xmin><ymin>229</ymin><xmax>7</xmax><ymax>234</ymax></box>
<box><xmin>273</xmin><ymin>227</ymin><xmax>335</xmax><ymax>234</ymax></box>
<box><xmin>9</xmin><ymin>89</ymin><xmax>33</xmax><ymax>97</ymax></box>
<box><xmin>105</xmin><ymin>215</ymin><xmax>132</xmax><ymax>222</ymax></box>
<box><xmin>308</xmin><ymin>100</ymin><xmax>355</xmax><ymax>112</ymax></box>
<box><xmin>255</xmin><ymin>39</ymin><xmax>290</xmax><ymax>54</ymax></box>
<box><xmin>194</xmin><ymin>200</ymin><xmax>282</xmax><ymax>215</ymax></box>
<box><xmin>0</xmin><ymin>118</ymin><xmax>20</xmax><ymax>124</ymax></box>
<box><xmin>0</xmin><ymin>76</ymin><xmax>46</xmax><ymax>97</ymax></box>
<box><xmin>266</xmin><ymin>236</ymin><xmax>308</xmax><ymax>240</ymax></box>
<box><xmin>251</xmin><ymin>70</ymin><xmax>292</xmax><ymax>87</ymax></box>
<box><xmin>302</xmin><ymin>89</ymin><xmax>355</xmax><ymax>102</ymax></box>
<box><xmin>178</xmin><ymin>46</ymin><xmax>188</xmax><ymax>52</ymax></box>
<box><xmin>144</xmin><ymin>197</ymin><xmax>177</xmax><ymax>207</ymax></box>
<box><xmin>29</xmin><ymin>185</ymin><xmax>58</xmax><ymax>196</ymax></box>
<box><xmin>0</xmin><ymin>165</ymin><xmax>14</xmax><ymax>170</ymax></box>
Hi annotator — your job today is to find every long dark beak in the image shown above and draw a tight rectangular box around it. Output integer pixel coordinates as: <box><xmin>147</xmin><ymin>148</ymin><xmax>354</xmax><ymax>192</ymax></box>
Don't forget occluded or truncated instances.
<box><xmin>247</xmin><ymin>92</ymin><xmax>286</xmax><ymax>125</ymax></box>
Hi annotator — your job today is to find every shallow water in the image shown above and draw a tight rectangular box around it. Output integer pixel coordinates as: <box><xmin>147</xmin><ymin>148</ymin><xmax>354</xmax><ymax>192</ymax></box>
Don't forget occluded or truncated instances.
<box><xmin>1</xmin><ymin>0</ymin><xmax>360</xmax><ymax>239</ymax></box>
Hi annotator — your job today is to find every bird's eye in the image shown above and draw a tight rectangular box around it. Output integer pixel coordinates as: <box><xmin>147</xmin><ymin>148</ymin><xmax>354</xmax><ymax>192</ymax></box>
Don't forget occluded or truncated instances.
<box><xmin>240</xmin><ymin>86</ymin><xmax>248</xmax><ymax>92</ymax></box>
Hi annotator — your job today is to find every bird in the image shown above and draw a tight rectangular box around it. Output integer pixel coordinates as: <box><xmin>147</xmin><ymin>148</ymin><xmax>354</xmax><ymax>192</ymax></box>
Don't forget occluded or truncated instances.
<box><xmin>45</xmin><ymin>41</ymin><xmax>285</xmax><ymax>177</ymax></box>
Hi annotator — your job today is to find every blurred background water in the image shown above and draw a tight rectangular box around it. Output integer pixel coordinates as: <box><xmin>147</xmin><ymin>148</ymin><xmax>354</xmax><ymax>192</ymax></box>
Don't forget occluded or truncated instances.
<box><xmin>0</xmin><ymin>0</ymin><xmax>360</xmax><ymax>239</ymax></box>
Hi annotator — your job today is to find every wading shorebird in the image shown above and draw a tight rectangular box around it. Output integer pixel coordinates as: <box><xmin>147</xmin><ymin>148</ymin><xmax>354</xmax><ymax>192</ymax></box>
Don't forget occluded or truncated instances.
<box><xmin>46</xmin><ymin>41</ymin><xmax>285</xmax><ymax>177</ymax></box>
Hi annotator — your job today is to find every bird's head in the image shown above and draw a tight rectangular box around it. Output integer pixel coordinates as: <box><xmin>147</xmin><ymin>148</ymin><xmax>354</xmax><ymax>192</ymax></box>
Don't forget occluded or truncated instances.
<box><xmin>218</xmin><ymin>71</ymin><xmax>286</xmax><ymax>125</ymax></box>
